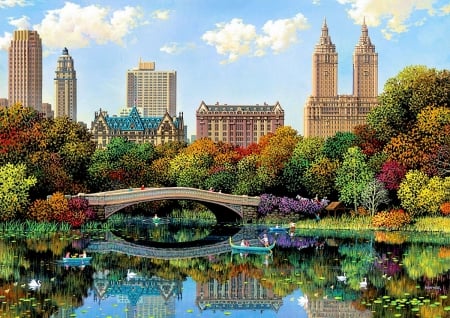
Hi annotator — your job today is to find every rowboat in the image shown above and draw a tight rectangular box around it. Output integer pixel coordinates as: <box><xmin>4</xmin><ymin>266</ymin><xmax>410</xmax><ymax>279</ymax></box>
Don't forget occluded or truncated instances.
<box><xmin>62</xmin><ymin>256</ymin><xmax>92</xmax><ymax>265</ymax></box>
<box><xmin>229</xmin><ymin>237</ymin><xmax>275</xmax><ymax>254</ymax></box>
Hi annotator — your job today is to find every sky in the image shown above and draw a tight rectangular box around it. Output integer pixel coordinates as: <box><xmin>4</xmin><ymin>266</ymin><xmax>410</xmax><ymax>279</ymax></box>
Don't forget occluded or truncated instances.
<box><xmin>0</xmin><ymin>0</ymin><xmax>449</xmax><ymax>138</ymax></box>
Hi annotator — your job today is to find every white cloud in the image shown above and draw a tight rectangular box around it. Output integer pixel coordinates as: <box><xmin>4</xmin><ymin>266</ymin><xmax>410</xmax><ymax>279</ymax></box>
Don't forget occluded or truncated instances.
<box><xmin>9</xmin><ymin>15</ymin><xmax>31</xmax><ymax>29</ymax></box>
<box><xmin>202</xmin><ymin>14</ymin><xmax>310</xmax><ymax>64</ymax></box>
<box><xmin>32</xmin><ymin>2</ymin><xmax>147</xmax><ymax>49</ymax></box>
<box><xmin>152</xmin><ymin>9</ymin><xmax>171</xmax><ymax>20</ymax></box>
<box><xmin>0</xmin><ymin>0</ymin><xmax>29</xmax><ymax>8</ymax></box>
<box><xmin>0</xmin><ymin>32</ymin><xmax>12</xmax><ymax>51</ymax></box>
<box><xmin>160</xmin><ymin>42</ymin><xmax>195</xmax><ymax>54</ymax></box>
<box><xmin>336</xmin><ymin>0</ymin><xmax>446</xmax><ymax>39</ymax></box>
<box><xmin>257</xmin><ymin>13</ymin><xmax>309</xmax><ymax>54</ymax></box>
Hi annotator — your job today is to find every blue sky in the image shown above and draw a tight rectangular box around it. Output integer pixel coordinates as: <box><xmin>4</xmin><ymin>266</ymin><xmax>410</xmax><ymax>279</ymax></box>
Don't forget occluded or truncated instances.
<box><xmin>0</xmin><ymin>0</ymin><xmax>449</xmax><ymax>138</ymax></box>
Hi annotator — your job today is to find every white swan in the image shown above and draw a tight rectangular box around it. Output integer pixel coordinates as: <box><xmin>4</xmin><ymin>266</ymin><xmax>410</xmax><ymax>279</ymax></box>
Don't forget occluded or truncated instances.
<box><xmin>127</xmin><ymin>269</ymin><xmax>137</xmax><ymax>280</ymax></box>
<box><xmin>337</xmin><ymin>273</ymin><xmax>347</xmax><ymax>282</ymax></box>
<box><xmin>298</xmin><ymin>295</ymin><xmax>308</xmax><ymax>308</ymax></box>
<box><xmin>360</xmin><ymin>277</ymin><xmax>368</xmax><ymax>289</ymax></box>
<box><xmin>28</xmin><ymin>279</ymin><xmax>41</xmax><ymax>290</ymax></box>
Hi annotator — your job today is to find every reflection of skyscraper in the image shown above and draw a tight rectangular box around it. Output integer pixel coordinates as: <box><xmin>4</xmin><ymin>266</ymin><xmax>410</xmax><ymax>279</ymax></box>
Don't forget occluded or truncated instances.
<box><xmin>54</xmin><ymin>47</ymin><xmax>77</xmax><ymax>121</ymax></box>
<box><xmin>196</xmin><ymin>272</ymin><xmax>282</xmax><ymax>312</ymax></box>
<box><xmin>126</xmin><ymin>60</ymin><xmax>177</xmax><ymax>117</ymax></box>
<box><xmin>8</xmin><ymin>30</ymin><xmax>42</xmax><ymax>112</ymax></box>
<box><xmin>306</xmin><ymin>299</ymin><xmax>373</xmax><ymax>317</ymax></box>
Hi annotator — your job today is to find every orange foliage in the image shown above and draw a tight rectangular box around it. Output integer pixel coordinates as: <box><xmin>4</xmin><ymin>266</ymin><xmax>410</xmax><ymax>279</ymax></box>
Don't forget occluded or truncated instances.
<box><xmin>440</xmin><ymin>202</ymin><xmax>450</xmax><ymax>216</ymax></box>
<box><xmin>372</xmin><ymin>208</ymin><xmax>412</xmax><ymax>230</ymax></box>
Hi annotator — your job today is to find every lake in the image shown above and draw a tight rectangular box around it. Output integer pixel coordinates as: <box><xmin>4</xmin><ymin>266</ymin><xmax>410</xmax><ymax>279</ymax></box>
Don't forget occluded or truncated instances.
<box><xmin>0</xmin><ymin>216</ymin><xmax>449</xmax><ymax>317</ymax></box>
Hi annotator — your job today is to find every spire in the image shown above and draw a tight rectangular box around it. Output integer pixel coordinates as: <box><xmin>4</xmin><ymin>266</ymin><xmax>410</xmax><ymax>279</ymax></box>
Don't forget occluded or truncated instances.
<box><xmin>319</xmin><ymin>18</ymin><xmax>333</xmax><ymax>46</ymax></box>
<box><xmin>357</xmin><ymin>17</ymin><xmax>372</xmax><ymax>47</ymax></box>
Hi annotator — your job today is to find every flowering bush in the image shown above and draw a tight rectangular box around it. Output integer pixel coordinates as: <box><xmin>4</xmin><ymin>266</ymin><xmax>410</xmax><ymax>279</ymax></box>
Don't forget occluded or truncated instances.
<box><xmin>258</xmin><ymin>194</ymin><xmax>325</xmax><ymax>217</ymax></box>
<box><xmin>258</xmin><ymin>194</ymin><xmax>279</xmax><ymax>216</ymax></box>
<box><xmin>372</xmin><ymin>208</ymin><xmax>412</xmax><ymax>230</ymax></box>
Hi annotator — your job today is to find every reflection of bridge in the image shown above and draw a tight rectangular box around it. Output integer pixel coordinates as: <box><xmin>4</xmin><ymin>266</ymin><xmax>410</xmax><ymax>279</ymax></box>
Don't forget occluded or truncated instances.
<box><xmin>75</xmin><ymin>187</ymin><xmax>260</xmax><ymax>222</ymax></box>
<box><xmin>87</xmin><ymin>228</ymin><xmax>262</xmax><ymax>260</ymax></box>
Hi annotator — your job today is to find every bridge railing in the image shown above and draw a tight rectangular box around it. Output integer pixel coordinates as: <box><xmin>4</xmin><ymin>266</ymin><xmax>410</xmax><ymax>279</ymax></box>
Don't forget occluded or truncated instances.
<box><xmin>77</xmin><ymin>187</ymin><xmax>260</xmax><ymax>206</ymax></box>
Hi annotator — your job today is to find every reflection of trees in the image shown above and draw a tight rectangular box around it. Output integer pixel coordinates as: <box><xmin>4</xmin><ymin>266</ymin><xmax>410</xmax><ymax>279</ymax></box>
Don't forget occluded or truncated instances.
<box><xmin>339</xmin><ymin>241</ymin><xmax>376</xmax><ymax>290</ymax></box>
<box><xmin>403</xmin><ymin>244</ymin><xmax>450</xmax><ymax>279</ymax></box>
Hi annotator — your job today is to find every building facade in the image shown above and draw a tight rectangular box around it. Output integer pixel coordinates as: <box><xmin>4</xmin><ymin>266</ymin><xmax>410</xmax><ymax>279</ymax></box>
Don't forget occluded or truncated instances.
<box><xmin>304</xmin><ymin>19</ymin><xmax>378</xmax><ymax>138</ymax></box>
<box><xmin>196</xmin><ymin>101</ymin><xmax>284</xmax><ymax>147</ymax></box>
<box><xmin>126</xmin><ymin>60</ymin><xmax>177</xmax><ymax>117</ymax></box>
<box><xmin>8</xmin><ymin>30</ymin><xmax>42</xmax><ymax>112</ymax></box>
<box><xmin>54</xmin><ymin>47</ymin><xmax>77</xmax><ymax>121</ymax></box>
<box><xmin>90</xmin><ymin>106</ymin><xmax>184</xmax><ymax>149</ymax></box>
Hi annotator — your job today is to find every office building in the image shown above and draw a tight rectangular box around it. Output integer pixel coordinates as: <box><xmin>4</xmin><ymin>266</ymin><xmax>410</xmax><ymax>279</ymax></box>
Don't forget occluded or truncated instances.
<box><xmin>8</xmin><ymin>30</ymin><xmax>42</xmax><ymax>112</ymax></box>
<box><xmin>54</xmin><ymin>47</ymin><xmax>77</xmax><ymax>121</ymax></box>
<box><xmin>196</xmin><ymin>101</ymin><xmax>284</xmax><ymax>147</ymax></box>
<box><xmin>304</xmin><ymin>19</ymin><xmax>378</xmax><ymax>138</ymax></box>
<box><xmin>126</xmin><ymin>60</ymin><xmax>177</xmax><ymax>117</ymax></box>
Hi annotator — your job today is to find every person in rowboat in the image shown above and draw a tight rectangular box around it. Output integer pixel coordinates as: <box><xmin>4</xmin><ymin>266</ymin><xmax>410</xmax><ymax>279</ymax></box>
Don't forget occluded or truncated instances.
<box><xmin>262</xmin><ymin>234</ymin><xmax>269</xmax><ymax>247</ymax></box>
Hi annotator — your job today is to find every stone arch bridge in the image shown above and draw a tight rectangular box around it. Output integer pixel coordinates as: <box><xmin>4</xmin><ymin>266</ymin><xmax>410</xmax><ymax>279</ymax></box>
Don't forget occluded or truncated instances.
<box><xmin>75</xmin><ymin>187</ymin><xmax>261</xmax><ymax>222</ymax></box>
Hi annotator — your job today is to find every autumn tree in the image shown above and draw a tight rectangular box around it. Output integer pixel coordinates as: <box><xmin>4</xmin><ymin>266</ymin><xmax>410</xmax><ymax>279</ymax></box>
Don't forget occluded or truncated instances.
<box><xmin>0</xmin><ymin>163</ymin><xmax>37</xmax><ymax>220</ymax></box>
<box><xmin>367</xmin><ymin>65</ymin><xmax>450</xmax><ymax>142</ymax></box>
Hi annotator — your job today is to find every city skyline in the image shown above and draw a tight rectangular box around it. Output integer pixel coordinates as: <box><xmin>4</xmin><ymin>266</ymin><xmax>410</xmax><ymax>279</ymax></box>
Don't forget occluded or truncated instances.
<box><xmin>0</xmin><ymin>0</ymin><xmax>449</xmax><ymax>137</ymax></box>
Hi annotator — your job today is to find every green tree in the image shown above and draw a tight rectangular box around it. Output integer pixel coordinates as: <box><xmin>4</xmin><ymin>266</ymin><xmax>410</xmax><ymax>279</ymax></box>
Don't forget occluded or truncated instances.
<box><xmin>322</xmin><ymin>132</ymin><xmax>357</xmax><ymax>161</ymax></box>
<box><xmin>335</xmin><ymin>147</ymin><xmax>374</xmax><ymax>213</ymax></box>
<box><xmin>0</xmin><ymin>163</ymin><xmax>37</xmax><ymax>220</ymax></box>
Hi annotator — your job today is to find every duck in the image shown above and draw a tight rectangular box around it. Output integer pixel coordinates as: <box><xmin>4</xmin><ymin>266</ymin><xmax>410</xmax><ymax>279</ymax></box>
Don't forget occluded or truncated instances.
<box><xmin>28</xmin><ymin>279</ymin><xmax>41</xmax><ymax>290</ymax></box>
<box><xmin>360</xmin><ymin>277</ymin><xmax>368</xmax><ymax>289</ymax></box>
<box><xmin>298</xmin><ymin>295</ymin><xmax>308</xmax><ymax>308</ymax></box>
<box><xmin>336</xmin><ymin>273</ymin><xmax>347</xmax><ymax>282</ymax></box>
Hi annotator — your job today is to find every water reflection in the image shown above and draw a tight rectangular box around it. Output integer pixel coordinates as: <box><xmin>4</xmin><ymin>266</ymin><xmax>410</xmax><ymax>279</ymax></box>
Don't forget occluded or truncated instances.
<box><xmin>0</xmin><ymin>224</ymin><xmax>449</xmax><ymax>317</ymax></box>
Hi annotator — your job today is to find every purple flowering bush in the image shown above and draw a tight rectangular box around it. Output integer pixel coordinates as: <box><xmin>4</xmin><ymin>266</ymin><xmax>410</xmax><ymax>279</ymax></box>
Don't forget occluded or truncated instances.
<box><xmin>258</xmin><ymin>194</ymin><xmax>280</xmax><ymax>216</ymax></box>
<box><xmin>258</xmin><ymin>194</ymin><xmax>327</xmax><ymax>217</ymax></box>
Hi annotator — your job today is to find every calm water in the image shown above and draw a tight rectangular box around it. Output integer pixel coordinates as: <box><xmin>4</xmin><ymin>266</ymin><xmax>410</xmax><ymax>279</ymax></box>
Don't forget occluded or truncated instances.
<box><xmin>0</xmin><ymin>217</ymin><xmax>449</xmax><ymax>318</ymax></box>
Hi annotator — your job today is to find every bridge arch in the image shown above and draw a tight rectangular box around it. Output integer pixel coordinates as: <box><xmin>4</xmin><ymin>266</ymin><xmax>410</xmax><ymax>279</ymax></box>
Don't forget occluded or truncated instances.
<box><xmin>76</xmin><ymin>187</ymin><xmax>260</xmax><ymax>222</ymax></box>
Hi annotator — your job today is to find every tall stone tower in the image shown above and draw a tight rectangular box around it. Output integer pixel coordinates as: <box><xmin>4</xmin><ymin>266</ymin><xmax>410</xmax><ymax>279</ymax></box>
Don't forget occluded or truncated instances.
<box><xmin>353</xmin><ymin>18</ymin><xmax>378</xmax><ymax>97</ymax></box>
<box><xmin>8</xmin><ymin>30</ymin><xmax>42</xmax><ymax>112</ymax></box>
<box><xmin>54</xmin><ymin>47</ymin><xmax>77</xmax><ymax>121</ymax></box>
<box><xmin>312</xmin><ymin>19</ymin><xmax>338</xmax><ymax>98</ymax></box>
<box><xmin>303</xmin><ymin>20</ymin><xmax>379</xmax><ymax>138</ymax></box>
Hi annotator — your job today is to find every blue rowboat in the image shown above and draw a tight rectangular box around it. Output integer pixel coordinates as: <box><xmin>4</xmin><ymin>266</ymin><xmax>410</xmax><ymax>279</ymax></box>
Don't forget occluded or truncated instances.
<box><xmin>62</xmin><ymin>257</ymin><xmax>92</xmax><ymax>265</ymax></box>
<box><xmin>229</xmin><ymin>237</ymin><xmax>275</xmax><ymax>254</ymax></box>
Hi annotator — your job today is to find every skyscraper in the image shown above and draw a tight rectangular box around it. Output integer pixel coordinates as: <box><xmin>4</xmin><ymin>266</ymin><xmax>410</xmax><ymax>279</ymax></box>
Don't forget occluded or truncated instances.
<box><xmin>8</xmin><ymin>30</ymin><xmax>42</xmax><ymax>112</ymax></box>
<box><xmin>126</xmin><ymin>60</ymin><xmax>177</xmax><ymax>117</ymax></box>
<box><xmin>303</xmin><ymin>19</ymin><xmax>378</xmax><ymax>138</ymax></box>
<box><xmin>54</xmin><ymin>47</ymin><xmax>77</xmax><ymax>121</ymax></box>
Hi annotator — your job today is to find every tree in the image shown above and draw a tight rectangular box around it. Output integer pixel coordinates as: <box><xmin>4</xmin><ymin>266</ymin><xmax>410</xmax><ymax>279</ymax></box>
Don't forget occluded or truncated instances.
<box><xmin>367</xmin><ymin>66</ymin><xmax>450</xmax><ymax>142</ymax></box>
<box><xmin>303</xmin><ymin>157</ymin><xmax>339</xmax><ymax>199</ymax></box>
<box><xmin>361</xmin><ymin>179</ymin><xmax>390</xmax><ymax>216</ymax></box>
<box><xmin>397</xmin><ymin>170</ymin><xmax>429</xmax><ymax>217</ymax></box>
<box><xmin>377</xmin><ymin>160</ymin><xmax>407</xmax><ymax>191</ymax></box>
<box><xmin>335</xmin><ymin>147</ymin><xmax>374</xmax><ymax>213</ymax></box>
<box><xmin>322</xmin><ymin>132</ymin><xmax>357</xmax><ymax>161</ymax></box>
<box><xmin>0</xmin><ymin>163</ymin><xmax>37</xmax><ymax>220</ymax></box>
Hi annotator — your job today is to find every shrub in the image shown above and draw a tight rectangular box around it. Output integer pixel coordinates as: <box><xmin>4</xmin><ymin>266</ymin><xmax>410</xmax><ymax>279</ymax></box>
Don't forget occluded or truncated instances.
<box><xmin>440</xmin><ymin>202</ymin><xmax>450</xmax><ymax>216</ymax></box>
<box><xmin>28</xmin><ymin>199</ymin><xmax>52</xmax><ymax>222</ymax></box>
<box><xmin>372</xmin><ymin>208</ymin><xmax>412</xmax><ymax>230</ymax></box>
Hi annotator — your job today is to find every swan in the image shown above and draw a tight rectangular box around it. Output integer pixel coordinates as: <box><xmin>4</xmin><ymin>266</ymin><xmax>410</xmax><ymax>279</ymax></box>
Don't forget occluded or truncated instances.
<box><xmin>298</xmin><ymin>295</ymin><xmax>308</xmax><ymax>308</ymax></box>
<box><xmin>336</xmin><ymin>273</ymin><xmax>347</xmax><ymax>282</ymax></box>
<box><xmin>360</xmin><ymin>277</ymin><xmax>368</xmax><ymax>289</ymax></box>
<box><xmin>127</xmin><ymin>269</ymin><xmax>137</xmax><ymax>280</ymax></box>
<box><xmin>28</xmin><ymin>279</ymin><xmax>41</xmax><ymax>290</ymax></box>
